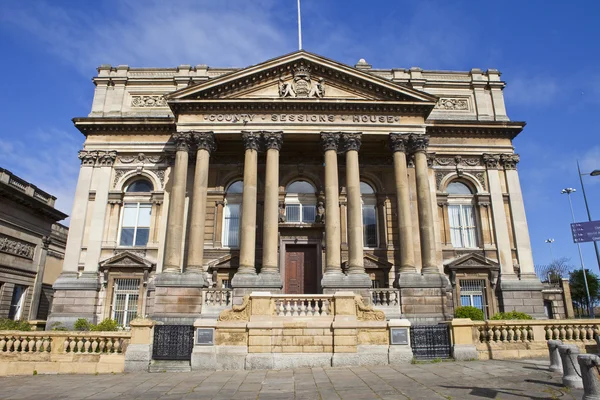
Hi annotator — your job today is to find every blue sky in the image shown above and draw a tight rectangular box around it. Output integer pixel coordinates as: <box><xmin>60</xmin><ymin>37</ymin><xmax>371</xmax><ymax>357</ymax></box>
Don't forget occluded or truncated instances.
<box><xmin>1</xmin><ymin>0</ymin><xmax>599</xmax><ymax>273</ymax></box>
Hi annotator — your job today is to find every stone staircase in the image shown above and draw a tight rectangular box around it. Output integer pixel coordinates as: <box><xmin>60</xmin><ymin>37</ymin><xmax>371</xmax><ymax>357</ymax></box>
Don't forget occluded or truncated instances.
<box><xmin>148</xmin><ymin>360</ymin><xmax>191</xmax><ymax>373</ymax></box>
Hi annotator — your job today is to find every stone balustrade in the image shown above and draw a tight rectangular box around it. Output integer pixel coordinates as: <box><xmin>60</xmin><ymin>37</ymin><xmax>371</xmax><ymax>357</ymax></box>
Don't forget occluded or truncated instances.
<box><xmin>370</xmin><ymin>289</ymin><xmax>400</xmax><ymax>307</ymax></box>
<box><xmin>271</xmin><ymin>295</ymin><xmax>334</xmax><ymax>317</ymax></box>
<box><xmin>475</xmin><ymin>323</ymin><xmax>534</xmax><ymax>343</ymax></box>
<box><xmin>203</xmin><ymin>289</ymin><xmax>232</xmax><ymax>307</ymax></box>
<box><xmin>0</xmin><ymin>330</ymin><xmax>132</xmax><ymax>375</ymax></box>
<box><xmin>545</xmin><ymin>322</ymin><xmax>600</xmax><ymax>342</ymax></box>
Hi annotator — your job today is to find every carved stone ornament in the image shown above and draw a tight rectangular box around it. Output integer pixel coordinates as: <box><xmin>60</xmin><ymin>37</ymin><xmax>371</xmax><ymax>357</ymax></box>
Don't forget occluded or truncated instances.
<box><xmin>474</xmin><ymin>172</ymin><xmax>487</xmax><ymax>190</ymax></box>
<box><xmin>218</xmin><ymin>295</ymin><xmax>251</xmax><ymax>321</ymax></box>
<box><xmin>355</xmin><ymin>296</ymin><xmax>386</xmax><ymax>321</ymax></box>
<box><xmin>192</xmin><ymin>131</ymin><xmax>217</xmax><ymax>154</ymax></box>
<box><xmin>130</xmin><ymin>95</ymin><xmax>167</xmax><ymax>108</ymax></box>
<box><xmin>407</xmin><ymin>134</ymin><xmax>429</xmax><ymax>154</ymax></box>
<box><xmin>262</xmin><ymin>131</ymin><xmax>283</xmax><ymax>151</ymax></box>
<box><xmin>0</xmin><ymin>234</ymin><xmax>35</xmax><ymax>260</ymax></box>
<box><xmin>172</xmin><ymin>132</ymin><xmax>192</xmax><ymax>152</ymax></box>
<box><xmin>320</xmin><ymin>132</ymin><xmax>340</xmax><ymax>152</ymax></box>
<box><xmin>342</xmin><ymin>133</ymin><xmax>362</xmax><ymax>153</ymax></box>
<box><xmin>435</xmin><ymin>97</ymin><xmax>469</xmax><ymax>111</ymax></box>
<box><xmin>315</xmin><ymin>201</ymin><xmax>325</xmax><ymax>223</ymax></box>
<box><xmin>436</xmin><ymin>171</ymin><xmax>451</xmax><ymax>190</ymax></box>
<box><xmin>388</xmin><ymin>133</ymin><xmax>409</xmax><ymax>153</ymax></box>
<box><xmin>78</xmin><ymin>150</ymin><xmax>117</xmax><ymax>166</ymax></box>
<box><xmin>500</xmin><ymin>153</ymin><xmax>520</xmax><ymax>170</ymax></box>
<box><xmin>482</xmin><ymin>154</ymin><xmax>501</xmax><ymax>169</ymax></box>
<box><xmin>241</xmin><ymin>131</ymin><xmax>260</xmax><ymax>151</ymax></box>
<box><xmin>279</xmin><ymin>65</ymin><xmax>325</xmax><ymax>98</ymax></box>
<box><xmin>119</xmin><ymin>153</ymin><xmax>165</xmax><ymax>164</ymax></box>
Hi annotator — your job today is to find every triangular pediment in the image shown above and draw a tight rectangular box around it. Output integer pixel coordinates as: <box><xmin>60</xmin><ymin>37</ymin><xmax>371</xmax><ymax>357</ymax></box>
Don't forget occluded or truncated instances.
<box><xmin>99</xmin><ymin>251</ymin><xmax>153</xmax><ymax>269</ymax></box>
<box><xmin>166</xmin><ymin>51</ymin><xmax>438</xmax><ymax>105</ymax></box>
<box><xmin>444</xmin><ymin>252</ymin><xmax>499</xmax><ymax>270</ymax></box>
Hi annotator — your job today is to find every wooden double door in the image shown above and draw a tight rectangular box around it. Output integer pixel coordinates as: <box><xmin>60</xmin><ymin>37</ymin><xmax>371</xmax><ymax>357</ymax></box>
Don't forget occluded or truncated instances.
<box><xmin>284</xmin><ymin>245</ymin><xmax>318</xmax><ymax>294</ymax></box>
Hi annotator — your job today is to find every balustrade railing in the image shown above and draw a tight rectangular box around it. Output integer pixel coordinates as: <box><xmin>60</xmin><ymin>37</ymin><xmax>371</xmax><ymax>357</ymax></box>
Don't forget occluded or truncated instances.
<box><xmin>0</xmin><ymin>331</ymin><xmax>130</xmax><ymax>354</ymax></box>
<box><xmin>545</xmin><ymin>323</ymin><xmax>600</xmax><ymax>342</ymax></box>
<box><xmin>272</xmin><ymin>295</ymin><xmax>334</xmax><ymax>317</ymax></box>
<box><xmin>203</xmin><ymin>289</ymin><xmax>232</xmax><ymax>307</ymax></box>
<box><xmin>472</xmin><ymin>320</ymin><xmax>600</xmax><ymax>345</ymax></box>
<box><xmin>475</xmin><ymin>323</ymin><xmax>534</xmax><ymax>343</ymax></box>
<box><xmin>370</xmin><ymin>289</ymin><xmax>400</xmax><ymax>307</ymax></box>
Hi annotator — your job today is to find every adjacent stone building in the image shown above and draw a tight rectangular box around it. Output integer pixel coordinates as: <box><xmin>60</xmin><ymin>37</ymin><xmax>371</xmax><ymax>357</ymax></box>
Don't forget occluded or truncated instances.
<box><xmin>48</xmin><ymin>51</ymin><xmax>551</xmax><ymax>328</ymax></box>
<box><xmin>0</xmin><ymin>168</ymin><xmax>68</xmax><ymax>322</ymax></box>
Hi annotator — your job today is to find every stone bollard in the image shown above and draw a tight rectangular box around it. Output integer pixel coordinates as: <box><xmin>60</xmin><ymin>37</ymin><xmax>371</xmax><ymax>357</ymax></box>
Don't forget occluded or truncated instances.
<box><xmin>578</xmin><ymin>354</ymin><xmax>600</xmax><ymax>400</ymax></box>
<box><xmin>548</xmin><ymin>339</ymin><xmax>563</xmax><ymax>373</ymax></box>
<box><xmin>558</xmin><ymin>344</ymin><xmax>583</xmax><ymax>389</ymax></box>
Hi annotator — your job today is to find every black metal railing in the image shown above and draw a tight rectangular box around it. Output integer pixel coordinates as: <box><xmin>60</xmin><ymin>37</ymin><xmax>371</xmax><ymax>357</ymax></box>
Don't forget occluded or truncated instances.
<box><xmin>410</xmin><ymin>324</ymin><xmax>451</xmax><ymax>360</ymax></box>
<box><xmin>152</xmin><ymin>325</ymin><xmax>194</xmax><ymax>361</ymax></box>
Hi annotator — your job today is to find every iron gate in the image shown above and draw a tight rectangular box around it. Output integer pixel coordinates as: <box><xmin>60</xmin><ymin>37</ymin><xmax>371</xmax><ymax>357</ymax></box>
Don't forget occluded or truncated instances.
<box><xmin>152</xmin><ymin>325</ymin><xmax>194</xmax><ymax>360</ymax></box>
<box><xmin>410</xmin><ymin>324</ymin><xmax>451</xmax><ymax>360</ymax></box>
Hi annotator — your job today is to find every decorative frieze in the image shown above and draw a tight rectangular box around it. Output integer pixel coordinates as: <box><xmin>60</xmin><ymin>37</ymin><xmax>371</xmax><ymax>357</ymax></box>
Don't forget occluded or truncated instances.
<box><xmin>0</xmin><ymin>234</ymin><xmax>35</xmax><ymax>260</ymax></box>
<box><xmin>130</xmin><ymin>95</ymin><xmax>167</xmax><ymax>108</ymax></box>
<box><xmin>435</xmin><ymin>97</ymin><xmax>469</xmax><ymax>111</ymax></box>
<box><xmin>119</xmin><ymin>153</ymin><xmax>165</xmax><ymax>164</ymax></box>
<box><xmin>78</xmin><ymin>150</ymin><xmax>117</xmax><ymax>166</ymax></box>
<box><xmin>434</xmin><ymin>155</ymin><xmax>480</xmax><ymax>167</ymax></box>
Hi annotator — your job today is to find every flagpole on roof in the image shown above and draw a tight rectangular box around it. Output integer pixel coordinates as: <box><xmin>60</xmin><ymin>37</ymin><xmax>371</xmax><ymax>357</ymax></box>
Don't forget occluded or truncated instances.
<box><xmin>297</xmin><ymin>0</ymin><xmax>303</xmax><ymax>50</ymax></box>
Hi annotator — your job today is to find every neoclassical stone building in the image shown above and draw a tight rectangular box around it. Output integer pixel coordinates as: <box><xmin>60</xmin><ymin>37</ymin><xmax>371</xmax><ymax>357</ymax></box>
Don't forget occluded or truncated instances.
<box><xmin>48</xmin><ymin>51</ymin><xmax>548</xmax><ymax>328</ymax></box>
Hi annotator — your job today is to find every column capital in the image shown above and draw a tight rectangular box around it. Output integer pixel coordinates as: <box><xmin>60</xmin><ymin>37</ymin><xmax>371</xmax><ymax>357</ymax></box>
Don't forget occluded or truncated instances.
<box><xmin>78</xmin><ymin>150</ymin><xmax>97</xmax><ymax>166</ymax></box>
<box><xmin>500</xmin><ymin>153</ymin><xmax>520</xmax><ymax>170</ymax></box>
<box><xmin>388</xmin><ymin>133</ymin><xmax>410</xmax><ymax>153</ymax></box>
<box><xmin>320</xmin><ymin>132</ymin><xmax>341</xmax><ymax>152</ymax></box>
<box><xmin>78</xmin><ymin>150</ymin><xmax>117</xmax><ymax>166</ymax></box>
<box><xmin>191</xmin><ymin>131</ymin><xmax>217</xmax><ymax>154</ymax></box>
<box><xmin>407</xmin><ymin>134</ymin><xmax>429</xmax><ymax>154</ymax></box>
<box><xmin>341</xmin><ymin>132</ymin><xmax>362</xmax><ymax>153</ymax></box>
<box><xmin>482</xmin><ymin>153</ymin><xmax>501</xmax><ymax>169</ymax></box>
<box><xmin>172</xmin><ymin>132</ymin><xmax>192</xmax><ymax>152</ymax></box>
<box><xmin>241</xmin><ymin>131</ymin><xmax>261</xmax><ymax>151</ymax></box>
<box><xmin>262</xmin><ymin>131</ymin><xmax>283</xmax><ymax>151</ymax></box>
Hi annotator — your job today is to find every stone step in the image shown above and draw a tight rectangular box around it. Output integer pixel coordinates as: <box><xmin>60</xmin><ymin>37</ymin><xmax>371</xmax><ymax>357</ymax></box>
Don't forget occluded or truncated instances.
<box><xmin>148</xmin><ymin>360</ymin><xmax>191</xmax><ymax>373</ymax></box>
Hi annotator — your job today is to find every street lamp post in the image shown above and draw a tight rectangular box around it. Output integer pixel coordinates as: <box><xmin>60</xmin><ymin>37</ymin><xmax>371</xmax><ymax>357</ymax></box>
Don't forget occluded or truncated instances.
<box><xmin>561</xmin><ymin>187</ymin><xmax>594</xmax><ymax>318</ymax></box>
<box><xmin>577</xmin><ymin>161</ymin><xmax>600</xmax><ymax>273</ymax></box>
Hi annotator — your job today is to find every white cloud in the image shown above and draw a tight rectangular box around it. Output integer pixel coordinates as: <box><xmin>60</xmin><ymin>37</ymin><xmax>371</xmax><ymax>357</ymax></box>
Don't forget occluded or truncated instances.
<box><xmin>505</xmin><ymin>75</ymin><xmax>558</xmax><ymax>106</ymax></box>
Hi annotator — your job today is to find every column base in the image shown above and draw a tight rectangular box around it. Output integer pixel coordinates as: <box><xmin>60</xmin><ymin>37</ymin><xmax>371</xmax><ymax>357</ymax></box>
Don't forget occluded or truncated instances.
<box><xmin>321</xmin><ymin>271</ymin><xmax>372</xmax><ymax>289</ymax></box>
<box><xmin>231</xmin><ymin>272</ymin><xmax>283</xmax><ymax>304</ymax></box>
<box><xmin>151</xmin><ymin>272</ymin><xmax>206</xmax><ymax>324</ymax></box>
<box><xmin>47</xmin><ymin>272</ymin><xmax>100</xmax><ymax>330</ymax></box>
<box><xmin>498</xmin><ymin>275</ymin><xmax>545</xmax><ymax>318</ymax></box>
<box><xmin>397</xmin><ymin>272</ymin><xmax>453</xmax><ymax>323</ymax></box>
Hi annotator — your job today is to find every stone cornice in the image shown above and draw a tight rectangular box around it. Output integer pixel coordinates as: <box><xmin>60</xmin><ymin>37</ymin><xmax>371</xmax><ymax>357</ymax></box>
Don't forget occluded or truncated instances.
<box><xmin>72</xmin><ymin>117</ymin><xmax>175</xmax><ymax>136</ymax></box>
<box><xmin>426</xmin><ymin>120</ymin><xmax>525</xmax><ymax>140</ymax></box>
<box><xmin>0</xmin><ymin>184</ymin><xmax>68</xmax><ymax>222</ymax></box>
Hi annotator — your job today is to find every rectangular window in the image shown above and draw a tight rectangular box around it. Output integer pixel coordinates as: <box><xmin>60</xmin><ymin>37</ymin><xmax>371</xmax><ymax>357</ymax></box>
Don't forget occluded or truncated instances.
<box><xmin>8</xmin><ymin>285</ymin><xmax>27</xmax><ymax>320</ymax></box>
<box><xmin>362</xmin><ymin>205</ymin><xmax>378</xmax><ymax>248</ymax></box>
<box><xmin>449</xmin><ymin>204</ymin><xmax>476</xmax><ymax>248</ymax></box>
<box><xmin>120</xmin><ymin>203</ymin><xmax>151</xmax><ymax>247</ymax></box>
<box><xmin>223</xmin><ymin>204</ymin><xmax>240</xmax><ymax>247</ymax></box>
<box><xmin>221</xmin><ymin>279</ymin><xmax>231</xmax><ymax>289</ymax></box>
<box><xmin>285</xmin><ymin>204</ymin><xmax>315</xmax><ymax>223</ymax></box>
<box><xmin>459</xmin><ymin>279</ymin><xmax>486</xmax><ymax>317</ymax></box>
<box><xmin>111</xmin><ymin>278</ymin><xmax>140</xmax><ymax>327</ymax></box>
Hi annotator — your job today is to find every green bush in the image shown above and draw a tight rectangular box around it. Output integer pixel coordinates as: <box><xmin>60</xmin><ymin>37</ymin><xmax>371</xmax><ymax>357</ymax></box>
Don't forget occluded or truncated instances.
<box><xmin>49</xmin><ymin>322</ymin><xmax>67</xmax><ymax>331</ymax></box>
<box><xmin>74</xmin><ymin>318</ymin><xmax>92</xmax><ymax>331</ymax></box>
<box><xmin>0</xmin><ymin>318</ymin><xmax>31</xmax><ymax>331</ymax></box>
<box><xmin>92</xmin><ymin>319</ymin><xmax>119</xmax><ymax>332</ymax></box>
<box><xmin>455</xmin><ymin>306</ymin><xmax>485</xmax><ymax>321</ymax></box>
<box><xmin>490</xmin><ymin>311</ymin><xmax>533</xmax><ymax>320</ymax></box>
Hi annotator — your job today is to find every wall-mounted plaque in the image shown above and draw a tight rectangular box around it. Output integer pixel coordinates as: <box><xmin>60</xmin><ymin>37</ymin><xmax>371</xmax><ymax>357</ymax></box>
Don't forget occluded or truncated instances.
<box><xmin>196</xmin><ymin>328</ymin><xmax>214</xmax><ymax>345</ymax></box>
<box><xmin>390</xmin><ymin>328</ymin><xmax>409</xmax><ymax>345</ymax></box>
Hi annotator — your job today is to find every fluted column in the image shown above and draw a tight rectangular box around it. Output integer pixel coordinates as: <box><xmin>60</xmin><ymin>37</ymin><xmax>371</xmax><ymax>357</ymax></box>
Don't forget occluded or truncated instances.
<box><xmin>321</xmin><ymin>133</ymin><xmax>343</xmax><ymax>280</ymax></box>
<box><xmin>235</xmin><ymin>131</ymin><xmax>260</xmax><ymax>276</ymax></box>
<box><xmin>163</xmin><ymin>132</ymin><xmax>191</xmax><ymax>273</ymax></box>
<box><xmin>261</xmin><ymin>131</ymin><xmax>283</xmax><ymax>278</ymax></box>
<box><xmin>342</xmin><ymin>133</ymin><xmax>369</xmax><ymax>279</ymax></box>
<box><xmin>389</xmin><ymin>133</ymin><xmax>416</xmax><ymax>273</ymax></box>
<box><xmin>409</xmin><ymin>134</ymin><xmax>437</xmax><ymax>273</ymax></box>
<box><xmin>186</xmin><ymin>132</ymin><xmax>216</xmax><ymax>278</ymax></box>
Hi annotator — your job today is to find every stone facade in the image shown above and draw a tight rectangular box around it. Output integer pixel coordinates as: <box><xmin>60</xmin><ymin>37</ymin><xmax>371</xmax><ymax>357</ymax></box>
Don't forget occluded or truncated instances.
<box><xmin>49</xmin><ymin>51</ymin><xmax>553</xmax><ymax>327</ymax></box>
<box><xmin>0</xmin><ymin>168</ymin><xmax>68</xmax><ymax>323</ymax></box>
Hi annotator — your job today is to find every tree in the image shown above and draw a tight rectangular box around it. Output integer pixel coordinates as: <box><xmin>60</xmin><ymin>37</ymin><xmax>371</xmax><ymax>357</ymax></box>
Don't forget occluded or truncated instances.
<box><xmin>535</xmin><ymin>257</ymin><xmax>574</xmax><ymax>284</ymax></box>
<box><xmin>569</xmin><ymin>269</ymin><xmax>600</xmax><ymax>316</ymax></box>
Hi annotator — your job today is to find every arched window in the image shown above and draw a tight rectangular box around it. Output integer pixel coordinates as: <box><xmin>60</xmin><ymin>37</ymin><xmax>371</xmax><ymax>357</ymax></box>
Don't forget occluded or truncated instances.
<box><xmin>285</xmin><ymin>180</ymin><xmax>316</xmax><ymax>223</ymax></box>
<box><xmin>119</xmin><ymin>178</ymin><xmax>153</xmax><ymax>247</ymax></box>
<box><xmin>446</xmin><ymin>180</ymin><xmax>477</xmax><ymax>248</ymax></box>
<box><xmin>361</xmin><ymin>182</ymin><xmax>378</xmax><ymax>248</ymax></box>
<box><xmin>223</xmin><ymin>180</ymin><xmax>242</xmax><ymax>247</ymax></box>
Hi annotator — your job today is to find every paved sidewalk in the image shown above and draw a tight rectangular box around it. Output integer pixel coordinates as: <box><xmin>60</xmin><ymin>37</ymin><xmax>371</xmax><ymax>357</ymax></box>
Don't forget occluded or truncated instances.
<box><xmin>0</xmin><ymin>359</ymin><xmax>583</xmax><ymax>399</ymax></box>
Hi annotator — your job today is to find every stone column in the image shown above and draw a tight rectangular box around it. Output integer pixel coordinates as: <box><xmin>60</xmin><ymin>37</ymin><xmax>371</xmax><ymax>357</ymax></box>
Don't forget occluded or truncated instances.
<box><xmin>389</xmin><ymin>133</ymin><xmax>416</xmax><ymax>273</ymax></box>
<box><xmin>232</xmin><ymin>131</ymin><xmax>260</xmax><ymax>286</ymax></box>
<box><xmin>321</xmin><ymin>133</ymin><xmax>344</xmax><ymax>286</ymax></box>
<box><xmin>341</xmin><ymin>133</ymin><xmax>371</xmax><ymax>287</ymax></box>
<box><xmin>186</xmin><ymin>132</ymin><xmax>216</xmax><ymax>285</ymax></box>
<box><xmin>28</xmin><ymin>236</ymin><xmax>51</xmax><ymax>320</ymax></box>
<box><xmin>163</xmin><ymin>132</ymin><xmax>191</xmax><ymax>273</ymax></box>
<box><xmin>260</xmin><ymin>132</ymin><xmax>283</xmax><ymax>288</ymax></box>
<box><xmin>409</xmin><ymin>135</ymin><xmax>437</xmax><ymax>273</ymax></box>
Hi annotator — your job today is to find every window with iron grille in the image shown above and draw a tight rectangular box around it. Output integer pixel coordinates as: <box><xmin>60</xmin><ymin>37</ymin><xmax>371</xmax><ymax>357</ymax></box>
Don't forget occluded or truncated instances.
<box><xmin>111</xmin><ymin>278</ymin><xmax>140</xmax><ymax>327</ymax></box>
<box><xmin>221</xmin><ymin>279</ymin><xmax>231</xmax><ymax>289</ymax></box>
<box><xmin>459</xmin><ymin>279</ymin><xmax>487</xmax><ymax>316</ymax></box>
